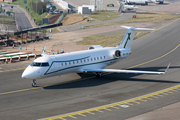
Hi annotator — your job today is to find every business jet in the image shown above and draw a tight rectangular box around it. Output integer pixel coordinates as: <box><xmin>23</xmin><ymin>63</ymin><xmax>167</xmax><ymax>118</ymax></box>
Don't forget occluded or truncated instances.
<box><xmin>22</xmin><ymin>26</ymin><xmax>170</xmax><ymax>87</ymax></box>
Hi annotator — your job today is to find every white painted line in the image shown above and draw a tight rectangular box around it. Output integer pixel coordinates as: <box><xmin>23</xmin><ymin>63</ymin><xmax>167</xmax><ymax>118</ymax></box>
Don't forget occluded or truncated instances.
<box><xmin>120</xmin><ymin>104</ymin><xmax>129</xmax><ymax>108</ymax></box>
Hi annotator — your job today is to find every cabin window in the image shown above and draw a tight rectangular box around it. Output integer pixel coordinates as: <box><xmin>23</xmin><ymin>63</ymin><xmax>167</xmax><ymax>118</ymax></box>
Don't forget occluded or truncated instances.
<box><xmin>104</xmin><ymin>56</ymin><xmax>105</xmax><ymax>59</ymax></box>
<box><xmin>81</xmin><ymin>60</ymin><xmax>83</xmax><ymax>63</ymax></box>
<box><xmin>84</xmin><ymin>59</ymin><xmax>86</xmax><ymax>62</ymax></box>
<box><xmin>94</xmin><ymin>58</ymin><xmax>96</xmax><ymax>60</ymax></box>
<box><xmin>41</xmin><ymin>62</ymin><xmax>49</xmax><ymax>67</ymax></box>
<box><xmin>97</xmin><ymin>57</ymin><xmax>99</xmax><ymax>60</ymax></box>
<box><xmin>65</xmin><ymin>63</ymin><xmax>67</xmax><ymax>65</ymax></box>
<box><xmin>69</xmin><ymin>62</ymin><xmax>71</xmax><ymax>65</ymax></box>
<box><xmin>61</xmin><ymin>63</ymin><xmax>63</xmax><ymax>66</ymax></box>
<box><xmin>91</xmin><ymin>58</ymin><xmax>93</xmax><ymax>61</ymax></box>
<box><xmin>100</xmin><ymin>56</ymin><xmax>102</xmax><ymax>59</ymax></box>
<box><xmin>77</xmin><ymin>60</ymin><xmax>78</xmax><ymax>63</ymax></box>
<box><xmin>73</xmin><ymin>61</ymin><xmax>75</xmax><ymax>64</ymax></box>
<box><xmin>87</xmin><ymin>59</ymin><xmax>89</xmax><ymax>62</ymax></box>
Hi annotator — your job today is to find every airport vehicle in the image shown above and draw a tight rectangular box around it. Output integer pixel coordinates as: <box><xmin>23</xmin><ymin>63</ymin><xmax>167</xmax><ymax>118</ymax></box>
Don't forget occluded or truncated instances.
<box><xmin>59</xmin><ymin>10</ymin><xmax>63</xmax><ymax>13</ymax></box>
<box><xmin>2</xmin><ymin>4</ymin><xmax>5</xmax><ymax>7</ymax></box>
<box><xmin>49</xmin><ymin>10</ymin><xmax>54</xmax><ymax>14</ymax></box>
<box><xmin>107</xmin><ymin>4</ymin><xmax>115</xmax><ymax>7</ymax></box>
<box><xmin>22</xmin><ymin>26</ymin><xmax>170</xmax><ymax>87</ymax></box>
<box><xmin>153</xmin><ymin>0</ymin><xmax>164</xmax><ymax>4</ymax></box>
<box><xmin>49</xmin><ymin>6</ymin><xmax>56</xmax><ymax>11</ymax></box>
<box><xmin>157</xmin><ymin>0</ymin><xmax>164</xmax><ymax>4</ymax></box>
<box><xmin>46</xmin><ymin>3</ymin><xmax>52</xmax><ymax>9</ymax></box>
<box><xmin>54</xmin><ymin>9</ymin><xmax>59</xmax><ymax>14</ymax></box>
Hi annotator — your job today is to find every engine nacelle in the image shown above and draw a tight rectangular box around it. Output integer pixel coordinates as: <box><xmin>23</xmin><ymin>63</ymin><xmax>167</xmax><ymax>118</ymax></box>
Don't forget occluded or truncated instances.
<box><xmin>113</xmin><ymin>49</ymin><xmax>130</xmax><ymax>59</ymax></box>
<box><xmin>114</xmin><ymin>50</ymin><xmax>121</xmax><ymax>58</ymax></box>
<box><xmin>89</xmin><ymin>45</ymin><xmax>104</xmax><ymax>50</ymax></box>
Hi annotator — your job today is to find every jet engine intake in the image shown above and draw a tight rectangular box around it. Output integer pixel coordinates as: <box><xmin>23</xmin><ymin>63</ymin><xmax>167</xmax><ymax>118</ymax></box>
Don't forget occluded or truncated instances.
<box><xmin>114</xmin><ymin>50</ymin><xmax>121</xmax><ymax>58</ymax></box>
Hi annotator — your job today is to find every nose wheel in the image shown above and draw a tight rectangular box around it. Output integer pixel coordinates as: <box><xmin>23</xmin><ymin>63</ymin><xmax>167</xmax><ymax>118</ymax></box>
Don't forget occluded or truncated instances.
<box><xmin>96</xmin><ymin>72</ymin><xmax>102</xmax><ymax>77</ymax></box>
<box><xmin>32</xmin><ymin>79</ymin><xmax>37</xmax><ymax>87</ymax></box>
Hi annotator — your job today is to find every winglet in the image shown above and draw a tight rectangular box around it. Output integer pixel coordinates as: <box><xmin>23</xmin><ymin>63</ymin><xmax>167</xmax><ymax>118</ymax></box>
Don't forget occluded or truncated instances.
<box><xmin>42</xmin><ymin>46</ymin><xmax>47</xmax><ymax>57</ymax></box>
<box><xmin>164</xmin><ymin>63</ymin><xmax>171</xmax><ymax>74</ymax></box>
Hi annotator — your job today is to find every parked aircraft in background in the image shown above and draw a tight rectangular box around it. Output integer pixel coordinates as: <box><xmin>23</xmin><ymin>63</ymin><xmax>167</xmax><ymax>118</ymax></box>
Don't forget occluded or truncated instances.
<box><xmin>22</xmin><ymin>26</ymin><xmax>170</xmax><ymax>87</ymax></box>
<box><xmin>122</xmin><ymin>0</ymin><xmax>150</xmax><ymax>6</ymax></box>
<box><xmin>117</xmin><ymin>1</ymin><xmax>139</xmax><ymax>12</ymax></box>
<box><xmin>124</xmin><ymin>4</ymin><xmax>139</xmax><ymax>10</ymax></box>
<box><xmin>150</xmin><ymin>0</ymin><xmax>164</xmax><ymax>4</ymax></box>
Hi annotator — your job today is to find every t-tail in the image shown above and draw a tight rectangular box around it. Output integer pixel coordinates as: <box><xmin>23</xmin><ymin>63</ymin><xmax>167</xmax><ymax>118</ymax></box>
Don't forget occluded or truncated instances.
<box><xmin>118</xmin><ymin>26</ymin><xmax>154</xmax><ymax>50</ymax></box>
<box><xmin>42</xmin><ymin>46</ymin><xmax>47</xmax><ymax>57</ymax></box>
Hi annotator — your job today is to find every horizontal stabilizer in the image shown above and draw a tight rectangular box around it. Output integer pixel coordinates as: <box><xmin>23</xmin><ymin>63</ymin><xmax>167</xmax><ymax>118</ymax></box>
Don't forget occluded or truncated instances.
<box><xmin>121</xmin><ymin>26</ymin><xmax>154</xmax><ymax>31</ymax></box>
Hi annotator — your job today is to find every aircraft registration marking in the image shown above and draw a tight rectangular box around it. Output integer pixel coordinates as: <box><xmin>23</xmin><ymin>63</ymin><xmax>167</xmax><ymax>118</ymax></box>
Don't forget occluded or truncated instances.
<box><xmin>39</xmin><ymin>84</ymin><xmax>180</xmax><ymax>120</ymax></box>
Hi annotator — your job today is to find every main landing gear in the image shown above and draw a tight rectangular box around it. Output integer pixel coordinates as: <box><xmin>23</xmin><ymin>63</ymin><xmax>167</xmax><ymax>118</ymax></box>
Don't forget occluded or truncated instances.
<box><xmin>32</xmin><ymin>79</ymin><xmax>37</xmax><ymax>87</ymax></box>
<box><xmin>96</xmin><ymin>72</ymin><xmax>102</xmax><ymax>77</ymax></box>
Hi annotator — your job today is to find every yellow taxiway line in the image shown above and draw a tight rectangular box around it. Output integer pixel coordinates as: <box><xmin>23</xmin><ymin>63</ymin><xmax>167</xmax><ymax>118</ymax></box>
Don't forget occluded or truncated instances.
<box><xmin>39</xmin><ymin>84</ymin><xmax>180</xmax><ymax>120</ymax></box>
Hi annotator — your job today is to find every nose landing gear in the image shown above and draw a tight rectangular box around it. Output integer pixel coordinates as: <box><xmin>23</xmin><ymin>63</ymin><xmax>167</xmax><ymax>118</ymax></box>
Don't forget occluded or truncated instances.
<box><xmin>32</xmin><ymin>79</ymin><xmax>37</xmax><ymax>87</ymax></box>
<box><xmin>96</xmin><ymin>72</ymin><xmax>102</xmax><ymax>77</ymax></box>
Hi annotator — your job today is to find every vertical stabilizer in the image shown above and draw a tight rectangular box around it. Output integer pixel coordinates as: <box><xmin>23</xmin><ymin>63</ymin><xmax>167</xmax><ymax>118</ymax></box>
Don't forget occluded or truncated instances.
<box><xmin>118</xmin><ymin>26</ymin><xmax>154</xmax><ymax>50</ymax></box>
<box><xmin>42</xmin><ymin>46</ymin><xmax>47</xmax><ymax>57</ymax></box>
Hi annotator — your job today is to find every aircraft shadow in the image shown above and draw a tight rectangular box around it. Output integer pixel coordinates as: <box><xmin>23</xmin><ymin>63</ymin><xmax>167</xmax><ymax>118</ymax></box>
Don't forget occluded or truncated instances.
<box><xmin>124</xmin><ymin>10</ymin><xmax>137</xmax><ymax>13</ymax></box>
<box><xmin>44</xmin><ymin>66</ymin><xmax>180</xmax><ymax>89</ymax></box>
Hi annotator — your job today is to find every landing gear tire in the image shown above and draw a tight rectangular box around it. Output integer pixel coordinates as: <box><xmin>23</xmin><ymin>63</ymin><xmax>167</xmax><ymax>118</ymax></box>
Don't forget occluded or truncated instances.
<box><xmin>96</xmin><ymin>72</ymin><xmax>102</xmax><ymax>77</ymax></box>
<box><xmin>32</xmin><ymin>79</ymin><xmax>37</xmax><ymax>87</ymax></box>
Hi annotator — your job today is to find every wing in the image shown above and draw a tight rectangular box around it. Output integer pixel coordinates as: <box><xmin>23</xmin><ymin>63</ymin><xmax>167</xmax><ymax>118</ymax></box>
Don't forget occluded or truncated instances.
<box><xmin>83</xmin><ymin>63</ymin><xmax>170</xmax><ymax>75</ymax></box>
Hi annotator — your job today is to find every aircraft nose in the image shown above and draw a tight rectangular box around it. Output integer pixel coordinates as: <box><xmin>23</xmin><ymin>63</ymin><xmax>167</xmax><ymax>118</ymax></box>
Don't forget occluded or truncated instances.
<box><xmin>22</xmin><ymin>67</ymin><xmax>33</xmax><ymax>79</ymax></box>
<box><xmin>22</xmin><ymin>66</ymin><xmax>42</xmax><ymax>79</ymax></box>
<box><xmin>22</xmin><ymin>70</ymin><xmax>30</xmax><ymax>79</ymax></box>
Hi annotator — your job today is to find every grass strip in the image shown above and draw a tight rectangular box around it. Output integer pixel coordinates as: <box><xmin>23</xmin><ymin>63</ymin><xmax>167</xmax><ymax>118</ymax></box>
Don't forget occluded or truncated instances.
<box><xmin>87</xmin><ymin>11</ymin><xmax>121</xmax><ymax>22</ymax></box>
<box><xmin>77</xmin><ymin>32</ymin><xmax>150</xmax><ymax>47</ymax></box>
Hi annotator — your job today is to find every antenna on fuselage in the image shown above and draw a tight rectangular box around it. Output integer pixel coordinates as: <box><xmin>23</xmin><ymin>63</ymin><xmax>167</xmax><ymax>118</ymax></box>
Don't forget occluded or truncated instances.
<box><xmin>42</xmin><ymin>46</ymin><xmax>47</xmax><ymax>57</ymax></box>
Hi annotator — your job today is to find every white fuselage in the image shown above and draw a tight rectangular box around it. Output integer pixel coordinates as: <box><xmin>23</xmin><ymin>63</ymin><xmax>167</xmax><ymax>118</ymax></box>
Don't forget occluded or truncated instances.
<box><xmin>22</xmin><ymin>26</ymin><xmax>168</xmax><ymax>87</ymax></box>
<box><xmin>123</xmin><ymin>0</ymin><xmax>149</xmax><ymax>5</ymax></box>
<box><xmin>22</xmin><ymin>47</ymin><xmax>130</xmax><ymax>79</ymax></box>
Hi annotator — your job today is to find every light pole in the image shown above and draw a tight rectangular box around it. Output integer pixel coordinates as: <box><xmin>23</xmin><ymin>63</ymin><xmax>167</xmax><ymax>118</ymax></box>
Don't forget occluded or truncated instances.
<box><xmin>95</xmin><ymin>0</ymin><xmax>96</xmax><ymax>11</ymax></box>
<box><xmin>42</xmin><ymin>8</ymin><xmax>43</xmax><ymax>20</ymax></box>
<box><xmin>36</xmin><ymin>0</ymin><xmax>37</xmax><ymax>22</ymax></box>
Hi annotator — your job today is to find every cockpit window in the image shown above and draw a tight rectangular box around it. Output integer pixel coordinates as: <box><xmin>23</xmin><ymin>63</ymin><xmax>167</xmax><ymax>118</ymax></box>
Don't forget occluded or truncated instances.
<box><xmin>41</xmin><ymin>62</ymin><xmax>49</xmax><ymax>66</ymax></box>
<box><xmin>30</xmin><ymin>62</ymin><xmax>49</xmax><ymax>67</ymax></box>
<box><xmin>30</xmin><ymin>62</ymin><xmax>41</xmax><ymax>66</ymax></box>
